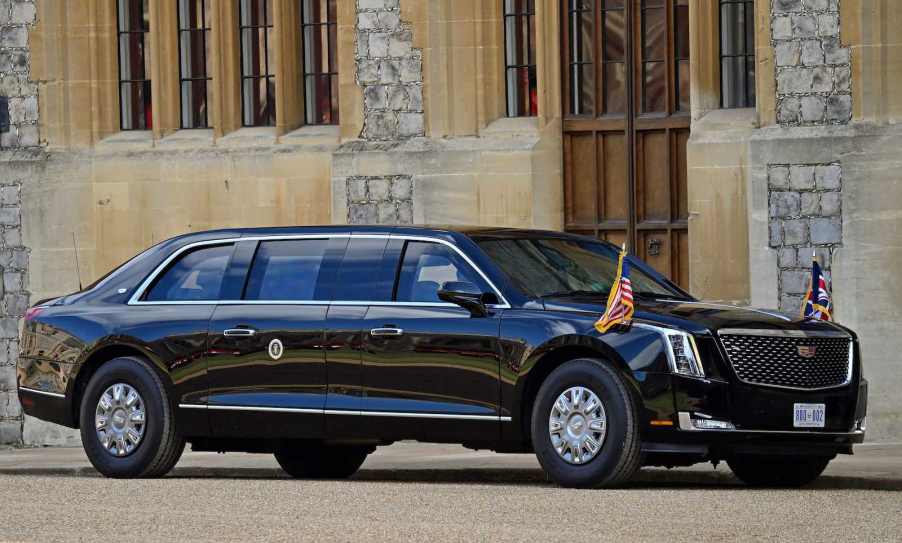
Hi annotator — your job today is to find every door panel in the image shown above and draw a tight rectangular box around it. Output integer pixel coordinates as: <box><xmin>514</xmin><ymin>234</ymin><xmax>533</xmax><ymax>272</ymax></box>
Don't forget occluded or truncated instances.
<box><xmin>206</xmin><ymin>305</ymin><xmax>327</xmax><ymax>438</ymax></box>
<box><xmin>563</xmin><ymin>0</ymin><xmax>690</xmax><ymax>288</ymax></box>
<box><xmin>360</xmin><ymin>305</ymin><xmax>502</xmax><ymax>442</ymax></box>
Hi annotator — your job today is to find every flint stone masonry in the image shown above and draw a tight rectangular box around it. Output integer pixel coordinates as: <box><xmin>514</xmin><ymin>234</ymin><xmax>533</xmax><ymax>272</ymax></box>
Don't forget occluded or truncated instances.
<box><xmin>772</xmin><ymin>0</ymin><xmax>851</xmax><ymax>126</ymax></box>
<box><xmin>356</xmin><ymin>0</ymin><xmax>424</xmax><ymax>141</ymax></box>
<box><xmin>768</xmin><ymin>163</ymin><xmax>842</xmax><ymax>313</ymax></box>
<box><xmin>0</xmin><ymin>0</ymin><xmax>37</xmax><ymax>445</ymax></box>
<box><xmin>346</xmin><ymin>175</ymin><xmax>414</xmax><ymax>225</ymax></box>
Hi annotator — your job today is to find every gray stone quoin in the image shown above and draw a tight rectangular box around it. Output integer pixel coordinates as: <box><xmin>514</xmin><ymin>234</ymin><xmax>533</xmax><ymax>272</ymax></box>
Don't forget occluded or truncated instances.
<box><xmin>355</xmin><ymin>0</ymin><xmax>424</xmax><ymax>141</ymax></box>
<box><xmin>772</xmin><ymin>0</ymin><xmax>852</xmax><ymax>127</ymax></box>
<box><xmin>767</xmin><ymin>162</ymin><xmax>842</xmax><ymax>313</ymax></box>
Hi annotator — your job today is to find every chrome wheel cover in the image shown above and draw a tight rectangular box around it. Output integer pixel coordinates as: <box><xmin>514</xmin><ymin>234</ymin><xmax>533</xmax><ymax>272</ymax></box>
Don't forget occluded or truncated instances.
<box><xmin>95</xmin><ymin>383</ymin><xmax>146</xmax><ymax>457</ymax></box>
<box><xmin>548</xmin><ymin>386</ymin><xmax>607</xmax><ymax>465</ymax></box>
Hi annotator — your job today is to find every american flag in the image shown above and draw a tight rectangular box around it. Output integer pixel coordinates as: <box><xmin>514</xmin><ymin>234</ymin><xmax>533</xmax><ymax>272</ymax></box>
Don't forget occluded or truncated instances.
<box><xmin>595</xmin><ymin>246</ymin><xmax>635</xmax><ymax>333</ymax></box>
<box><xmin>801</xmin><ymin>257</ymin><xmax>832</xmax><ymax>321</ymax></box>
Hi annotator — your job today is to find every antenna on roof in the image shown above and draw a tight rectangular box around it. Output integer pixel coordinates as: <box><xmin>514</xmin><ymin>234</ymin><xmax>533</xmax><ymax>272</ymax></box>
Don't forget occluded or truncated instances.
<box><xmin>72</xmin><ymin>232</ymin><xmax>83</xmax><ymax>291</ymax></box>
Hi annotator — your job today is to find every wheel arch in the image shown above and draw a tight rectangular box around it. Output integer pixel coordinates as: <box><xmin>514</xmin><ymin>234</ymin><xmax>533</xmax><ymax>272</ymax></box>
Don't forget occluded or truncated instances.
<box><xmin>515</xmin><ymin>337</ymin><xmax>639</xmax><ymax>445</ymax></box>
<box><xmin>71</xmin><ymin>343</ymin><xmax>173</xmax><ymax>428</ymax></box>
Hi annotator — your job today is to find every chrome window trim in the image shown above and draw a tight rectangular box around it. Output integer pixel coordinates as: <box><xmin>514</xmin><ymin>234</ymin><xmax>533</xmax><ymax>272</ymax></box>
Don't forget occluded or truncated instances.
<box><xmin>19</xmin><ymin>386</ymin><xmax>66</xmax><ymax>399</ymax></box>
<box><xmin>179</xmin><ymin>403</ymin><xmax>511</xmax><ymax>422</ymax></box>
<box><xmin>128</xmin><ymin>233</ymin><xmax>511</xmax><ymax>308</ymax></box>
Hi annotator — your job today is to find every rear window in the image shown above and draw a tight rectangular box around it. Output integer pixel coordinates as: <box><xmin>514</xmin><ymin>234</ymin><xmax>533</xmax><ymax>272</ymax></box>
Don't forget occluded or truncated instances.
<box><xmin>243</xmin><ymin>239</ymin><xmax>330</xmax><ymax>301</ymax></box>
<box><xmin>144</xmin><ymin>244</ymin><xmax>234</xmax><ymax>302</ymax></box>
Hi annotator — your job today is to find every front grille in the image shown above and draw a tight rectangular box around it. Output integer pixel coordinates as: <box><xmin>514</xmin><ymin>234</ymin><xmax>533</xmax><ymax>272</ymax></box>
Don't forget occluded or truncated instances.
<box><xmin>719</xmin><ymin>332</ymin><xmax>852</xmax><ymax>390</ymax></box>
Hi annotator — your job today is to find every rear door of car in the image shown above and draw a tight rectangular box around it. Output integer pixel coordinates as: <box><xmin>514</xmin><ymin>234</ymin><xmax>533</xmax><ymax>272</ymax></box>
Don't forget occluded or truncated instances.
<box><xmin>356</xmin><ymin>237</ymin><xmax>506</xmax><ymax>443</ymax></box>
<box><xmin>205</xmin><ymin>235</ymin><xmax>346</xmax><ymax>439</ymax></box>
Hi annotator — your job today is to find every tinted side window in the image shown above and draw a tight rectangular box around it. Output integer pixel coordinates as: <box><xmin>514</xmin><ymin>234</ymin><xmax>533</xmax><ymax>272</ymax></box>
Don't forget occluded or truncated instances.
<box><xmin>244</xmin><ymin>239</ymin><xmax>329</xmax><ymax>301</ymax></box>
<box><xmin>333</xmin><ymin>237</ymin><xmax>393</xmax><ymax>301</ymax></box>
<box><xmin>145</xmin><ymin>244</ymin><xmax>234</xmax><ymax>302</ymax></box>
<box><xmin>396</xmin><ymin>242</ymin><xmax>489</xmax><ymax>303</ymax></box>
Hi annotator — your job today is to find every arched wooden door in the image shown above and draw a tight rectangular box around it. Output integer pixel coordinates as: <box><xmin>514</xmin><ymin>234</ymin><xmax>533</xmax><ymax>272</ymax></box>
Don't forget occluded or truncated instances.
<box><xmin>561</xmin><ymin>0</ymin><xmax>690</xmax><ymax>287</ymax></box>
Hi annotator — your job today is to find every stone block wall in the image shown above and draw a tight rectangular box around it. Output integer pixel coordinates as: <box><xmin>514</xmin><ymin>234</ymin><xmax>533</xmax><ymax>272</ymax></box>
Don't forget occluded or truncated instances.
<box><xmin>772</xmin><ymin>0</ymin><xmax>852</xmax><ymax>126</ymax></box>
<box><xmin>0</xmin><ymin>0</ymin><xmax>37</xmax><ymax>148</ymax></box>
<box><xmin>346</xmin><ymin>175</ymin><xmax>413</xmax><ymax>224</ymax></box>
<box><xmin>0</xmin><ymin>0</ymin><xmax>36</xmax><ymax>445</ymax></box>
<box><xmin>355</xmin><ymin>0</ymin><xmax>424</xmax><ymax>141</ymax></box>
<box><xmin>767</xmin><ymin>163</ymin><xmax>842</xmax><ymax>312</ymax></box>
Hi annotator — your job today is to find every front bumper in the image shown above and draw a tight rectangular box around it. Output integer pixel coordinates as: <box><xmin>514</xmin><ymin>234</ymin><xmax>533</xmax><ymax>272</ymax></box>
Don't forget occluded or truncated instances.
<box><xmin>636</xmin><ymin>372</ymin><xmax>867</xmax><ymax>458</ymax></box>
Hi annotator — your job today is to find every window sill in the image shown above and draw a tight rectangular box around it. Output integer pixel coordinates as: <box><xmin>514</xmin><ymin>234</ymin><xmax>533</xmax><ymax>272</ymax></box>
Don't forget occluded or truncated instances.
<box><xmin>480</xmin><ymin>116</ymin><xmax>541</xmax><ymax>138</ymax></box>
<box><xmin>280</xmin><ymin>124</ymin><xmax>340</xmax><ymax>145</ymax></box>
<box><xmin>158</xmin><ymin>129</ymin><xmax>215</xmax><ymax>148</ymax></box>
<box><xmin>96</xmin><ymin>130</ymin><xmax>154</xmax><ymax>152</ymax></box>
<box><xmin>216</xmin><ymin>126</ymin><xmax>279</xmax><ymax>147</ymax></box>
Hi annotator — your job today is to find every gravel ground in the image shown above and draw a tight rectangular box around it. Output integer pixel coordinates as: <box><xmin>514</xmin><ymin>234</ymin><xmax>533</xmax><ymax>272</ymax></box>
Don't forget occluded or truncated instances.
<box><xmin>0</xmin><ymin>443</ymin><xmax>899</xmax><ymax>542</ymax></box>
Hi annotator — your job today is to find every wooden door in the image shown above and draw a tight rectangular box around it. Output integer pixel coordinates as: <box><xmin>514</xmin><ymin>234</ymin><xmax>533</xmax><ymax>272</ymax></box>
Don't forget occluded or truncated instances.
<box><xmin>562</xmin><ymin>0</ymin><xmax>690</xmax><ymax>287</ymax></box>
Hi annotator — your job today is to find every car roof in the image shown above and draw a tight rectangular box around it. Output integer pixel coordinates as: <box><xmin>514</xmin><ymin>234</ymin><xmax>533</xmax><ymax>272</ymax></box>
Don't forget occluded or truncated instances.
<box><xmin>166</xmin><ymin>225</ymin><xmax>594</xmax><ymax>242</ymax></box>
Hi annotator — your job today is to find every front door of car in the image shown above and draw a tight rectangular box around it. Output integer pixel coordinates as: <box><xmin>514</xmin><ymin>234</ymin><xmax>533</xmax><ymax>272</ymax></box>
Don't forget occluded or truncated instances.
<box><xmin>357</xmin><ymin>239</ymin><xmax>504</xmax><ymax>443</ymax></box>
<box><xmin>205</xmin><ymin>237</ymin><xmax>345</xmax><ymax>439</ymax></box>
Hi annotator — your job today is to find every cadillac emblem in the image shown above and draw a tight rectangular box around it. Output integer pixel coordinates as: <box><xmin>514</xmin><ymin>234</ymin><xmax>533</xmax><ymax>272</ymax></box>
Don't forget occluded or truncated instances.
<box><xmin>797</xmin><ymin>345</ymin><xmax>817</xmax><ymax>358</ymax></box>
<box><xmin>268</xmin><ymin>338</ymin><xmax>284</xmax><ymax>360</ymax></box>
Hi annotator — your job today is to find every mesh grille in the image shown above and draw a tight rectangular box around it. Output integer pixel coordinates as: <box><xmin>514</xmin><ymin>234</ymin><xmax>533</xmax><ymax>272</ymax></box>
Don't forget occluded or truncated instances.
<box><xmin>719</xmin><ymin>334</ymin><xmax>851</xmax><ymax>390</ymax></box>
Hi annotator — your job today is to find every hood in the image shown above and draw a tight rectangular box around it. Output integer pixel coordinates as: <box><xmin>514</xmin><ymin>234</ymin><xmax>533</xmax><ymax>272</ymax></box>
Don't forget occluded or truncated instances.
<box><xmin>541</xmin><ymin>297</ymin><xmax>853</xmax><ymax>337</ymax></box>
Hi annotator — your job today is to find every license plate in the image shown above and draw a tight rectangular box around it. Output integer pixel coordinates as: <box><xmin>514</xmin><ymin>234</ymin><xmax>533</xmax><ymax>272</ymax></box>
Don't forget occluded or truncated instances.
<box><xmin>793</xmin><ymin>403</ymin><xmax>826</xmax><ymax>428</ymax></box>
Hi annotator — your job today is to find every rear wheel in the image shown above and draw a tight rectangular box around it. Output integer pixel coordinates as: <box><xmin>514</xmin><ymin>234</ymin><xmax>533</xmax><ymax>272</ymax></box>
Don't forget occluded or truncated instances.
<box><xmin>274</xmin><ymin>444</ymin><xmax>372</xmax><ymax>479</ymax></box>
<box><xmin>531</xmin><ymin>358</ymin><xmax>641</xmax><ymax>488</ymax></box>
<box><xmin>728</xmin><ymin>454</ymin><xmax>832</xmax><ymax>487</ymax></box>
<box><xmin>79</xmin><ymin>356</ymin><xmax>185</xmax><ymax>478</ymax></box>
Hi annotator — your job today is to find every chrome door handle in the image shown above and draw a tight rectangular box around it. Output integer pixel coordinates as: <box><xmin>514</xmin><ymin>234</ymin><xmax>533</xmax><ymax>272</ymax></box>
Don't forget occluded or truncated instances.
<box><xmin>370</xmin><ymin>327</ymin><xmax>404</xmax><ymax>337</ymax></box>
<box><xmin>223</xmin><ymin>328</ymin><xmax>256</xmax><ymax>337</ymax></box>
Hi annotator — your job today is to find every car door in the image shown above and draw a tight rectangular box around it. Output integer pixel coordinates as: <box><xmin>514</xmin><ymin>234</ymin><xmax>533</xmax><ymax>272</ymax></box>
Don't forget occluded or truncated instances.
<box><xmin>358</xmin><ymin>238</ymin><xmax>505</xmax><ymax>443</ymax></box>
<box><xmin>205</xmin><ymin>236</ymin><xmax>345</xmax><ymax>439</ymax></box>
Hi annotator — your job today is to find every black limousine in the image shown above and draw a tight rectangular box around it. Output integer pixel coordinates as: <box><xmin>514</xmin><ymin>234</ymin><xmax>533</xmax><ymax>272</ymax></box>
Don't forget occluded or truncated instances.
<box><xmin>17</xmin><ymin>226</ymin><xmax>867</xmax><ymax>487</ymax></box>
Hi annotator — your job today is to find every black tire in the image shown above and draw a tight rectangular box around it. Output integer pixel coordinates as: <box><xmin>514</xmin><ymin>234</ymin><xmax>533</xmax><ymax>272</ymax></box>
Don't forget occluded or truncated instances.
<box><xmin>531</xmin><ymin>358</ymin><xmax>641</xmax><ymax>488</ymax></box>
<box><xmin>79</xmin><ymin>356</ymin><xmax>185</xmax><ymax>478</ymax></box>
<box><xmin>274</xmin><ymin>444</ymin><xmax>372</xmax><ymax>479</ymax></box>
<box><xmin>728</xmin><ymin>454</ymin><xmax>832</xmax><ymax>487</ymax></box>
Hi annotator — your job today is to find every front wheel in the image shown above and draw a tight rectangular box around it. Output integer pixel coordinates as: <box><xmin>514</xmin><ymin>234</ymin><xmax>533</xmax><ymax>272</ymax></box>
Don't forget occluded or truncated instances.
<box><xmin>275</xmin><ymin>444</ymin><xmax>372</xmax><ymax>479</ymax></box>
<box><xmin>531</xmin><ymin>358</ymin><xmax>641</xmax><ymax>488</ymax></box>
<box><xmin>728</xmin><ymin>454</ymin><xmax>832</xmax><ymax>487</ymax></box>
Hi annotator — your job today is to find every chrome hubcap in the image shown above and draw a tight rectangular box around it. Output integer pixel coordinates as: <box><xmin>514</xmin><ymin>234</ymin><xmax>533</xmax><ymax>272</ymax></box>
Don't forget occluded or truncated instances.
<box><xmin>95</xmin><ymin>383</ymin><xmax>146</xmax><ymax>457</ymax></box>
<box><xmin>549</xmin><ymin>386</ymin><xmax>606</xmax><ymax>465</ymax></box>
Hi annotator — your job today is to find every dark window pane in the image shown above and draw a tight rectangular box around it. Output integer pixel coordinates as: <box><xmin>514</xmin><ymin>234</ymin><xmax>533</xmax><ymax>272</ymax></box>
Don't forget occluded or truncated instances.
<box><xmin>720</xmin><ymin>0</ymin><xmax>755</xmax><ymax>108</ymax></box>
<box><xmin>180</xmin><ymin>30</ymin><xmax>207</xmax><ymax>79</ymax></box>
<box><xmin>333</xmin><ymin>238</ymin><xmax>392</xmax><ymax>302</ymax></box>
<box><xmin>721</xmin><ymin>56</ymin><xmax>747</xmax><ymax>108</ymax></box>
<box><xmin>603</xmin><ymin>9</ymin><xmax>625</xmax><ymax>62</ymax></box>
<box><xmin>604</xmin><ymin>0</ymin><xmax>624</xmax><ymax>8</ymax></box>
<box><xmin>240</xmin><ymin>0</ymin><xmax>275</xmax><ymax>126</ymax></box>
<box><xmin>678</xmin><ymin>59</ymin><xmax>690</xmax><ymax>111</ymax></box>
<box><xmin>302</xmin><ymin>0</ymin><xmax>338</xmax><ymax>125</ymax></box>
<box><xmin>396</xmin><ymin>242</ymin><xmax>489</xmax><ymax>303</ymax></box>
<box><xmin>117</xmin><ymin>0</ymin><xmax>151</xmax><ymax>130</ymax></box>
<box><xmin>604</xmin><ymin>62</ymin><xmax>625</xmax><ymax>114</ymax></box>
<box><xmin>178</xmin><ymin>0</ymin><xmax>211</xmax><ymax>128</ymax></box>
<box><xmin>642</xmin><ymin>6</ymin><xmax>666</xmax><ymax>62</ymax></box>
<box><xmin>146</xmin><ymin>244</ymin><xmax>233</xmax><ymax>302</ymax></box>
<box><xmin>571</xmin><ymin>64</ymin><xmax>595</xmax><ymax>116</ymax></box>
<box><xmin>504</xmin><ymin>1</ymin><xmax>537</xmax><ymax>117</ymax></box>
<box><xmin>244</xmin><ymin>240</ymin><xmax>329</xmax><ymax>301</ymax></box>
<box><xmin>675</xmin><ymin>4</ymin><xmax>690</xmax><ymax>60</ymax></box>
<box><xmin>643</xmin><ymin>61</ymin><xmax>666</xmax><ymax>112</ymax></box>
<box><xmin>180</xmin><ymin>80</ymin><xmax>209</xmax><ymax>128</ymax></box>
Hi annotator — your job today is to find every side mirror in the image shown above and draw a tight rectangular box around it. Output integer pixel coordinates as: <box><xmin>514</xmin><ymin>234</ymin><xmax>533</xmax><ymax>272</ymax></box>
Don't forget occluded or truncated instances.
<box><xmin>437</xmin><ymin>281</ymin><xmax>493</xmax><ymax>317</ymax></box>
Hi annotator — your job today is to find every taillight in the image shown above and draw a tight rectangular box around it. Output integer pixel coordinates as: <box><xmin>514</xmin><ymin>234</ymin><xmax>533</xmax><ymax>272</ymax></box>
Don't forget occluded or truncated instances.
<box><xmin>24</xmin><ymin>306</ymin><xmax>44</xmax><ymax>321</ymax></box>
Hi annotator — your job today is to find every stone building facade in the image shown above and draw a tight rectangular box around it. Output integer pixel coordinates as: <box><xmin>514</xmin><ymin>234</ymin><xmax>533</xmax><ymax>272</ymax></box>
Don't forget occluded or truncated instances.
<box><xmin>1</xmin><ymin>0</ymin><xmax>901</xmax><ymax>445</ymax></box>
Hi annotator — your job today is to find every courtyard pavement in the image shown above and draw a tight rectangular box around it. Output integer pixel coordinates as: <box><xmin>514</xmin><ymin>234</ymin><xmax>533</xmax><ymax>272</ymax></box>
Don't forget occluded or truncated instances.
<box><xmin>0</xmin><ymin>441</ymin><xmax>899</xmax><ymax>541</ymax></box>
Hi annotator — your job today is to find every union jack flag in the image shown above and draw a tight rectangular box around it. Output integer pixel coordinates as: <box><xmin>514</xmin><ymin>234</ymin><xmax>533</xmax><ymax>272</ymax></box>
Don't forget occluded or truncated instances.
<box><xmin>595</xmin><ymin>246</ymin><xmax>635</xmax><ymax>333</ymax></box>
<box><xmin>801</xmin><ymin>257</ymin><xmax>832</xmax><ymax>321</ymax></box>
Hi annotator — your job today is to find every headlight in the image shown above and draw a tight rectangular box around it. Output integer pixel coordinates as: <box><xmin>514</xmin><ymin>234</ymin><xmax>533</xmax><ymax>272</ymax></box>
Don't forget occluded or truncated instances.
<box><xmin>633</xmin><ymin>323</ymin><xmax>705</xmax><ymax>377</ymax></box>
<box><xmin>665</xmin><ymin>331</ymin><xmax>704</xmax><ymax>377</ymax></box>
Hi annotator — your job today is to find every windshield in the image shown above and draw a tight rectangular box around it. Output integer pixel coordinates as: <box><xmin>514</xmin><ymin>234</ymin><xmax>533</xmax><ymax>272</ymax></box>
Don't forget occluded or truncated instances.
<box><xmin>476</xmin><ymin>237</ymin><xmax>684</xmax><ymax>299</ymax></box>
